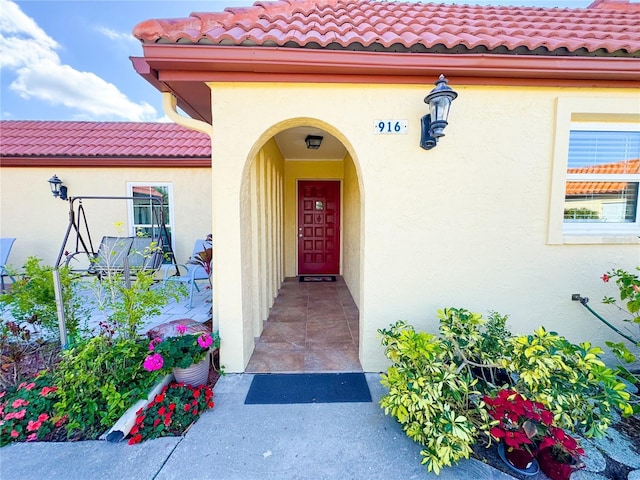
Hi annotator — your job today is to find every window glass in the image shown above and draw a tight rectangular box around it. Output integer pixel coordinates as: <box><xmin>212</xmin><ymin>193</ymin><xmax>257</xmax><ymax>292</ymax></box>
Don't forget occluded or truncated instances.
<box><xmin>129</xmin><ymin>184</ymin><xmax>173</xmax><ymax>262</ymax></box>
<box><xmin>564</xmin><ymin>130</ymin><xmax>640</xmax><ymax>228</ymax></box>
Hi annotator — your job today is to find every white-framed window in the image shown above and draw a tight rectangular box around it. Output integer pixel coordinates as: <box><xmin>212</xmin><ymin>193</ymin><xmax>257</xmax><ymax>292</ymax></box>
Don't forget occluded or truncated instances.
<box><xmin>548</xmin><ymin>97</ymin><xmax>640</xmax><ymax>244</ymax></box>
<box><xmin>564</xmin><ymin>125</ymin><xmax>640</xmax><ymax>235</ymax></box>
<box><xmin>127</xmin><ymin>183</ymin><xmax>175</xmax><ymax>262</ymax></box>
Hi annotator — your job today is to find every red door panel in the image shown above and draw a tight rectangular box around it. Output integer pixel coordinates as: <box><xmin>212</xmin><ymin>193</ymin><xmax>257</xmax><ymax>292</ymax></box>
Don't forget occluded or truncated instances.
<box><xmin>297</xmin><ymin>181</ymin><xmax>340</xmax><ymax>275</ymax></box>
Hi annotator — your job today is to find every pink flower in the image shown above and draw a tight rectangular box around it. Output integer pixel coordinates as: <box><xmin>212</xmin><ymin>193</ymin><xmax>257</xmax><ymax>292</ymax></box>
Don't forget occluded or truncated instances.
<box><xmin>197</xmin><ymin>333</ymin><xmax>213</xmax><ymax>349</ymax></box>
<box><xmin>10</xmin><ymin>430</ymin><xmax>19</xmax><ymax>438</ymax></box>
<box><xmin>27</xmin><ymin>420</ymin><xmax>42</xmax><ymax>432</ymax></box>
<box><xmin>39</xmin><ymin>386</ymin><xmax>57</xmax><ymax>396</ymax></box>
<box><xmin>176</xmin><ymin>324</ymin><xmax>188</xmax><ymax>335</ymax></box>
<box><xmin>143</xmin><ymin>353</ymin><xmax>164</xmax><ymax>372</ymax></box>
<box><xmin>38</xmin><ymin>413</ymin><xmax>49</xmax><ymax>422</ymax></box>
<box><xmin>633</xmin><ymin>285</ymin><xmax>640</xmax><ymax>293</ymax></box>
<box><xmin>24</xmin><ymin>383</ymin><xmax>36</xmax><ymax>391</ymax></box>
<box><xmin>26</xmin><ymin>433</ymin><xmax>38</xmax><ymax>442</ymax></box>
<box><xmin>601</xmin><ymin>274</ymin><xmax>610</xmax><ymax>283</ymax></box>
<box><xmin>11</xmin><ymin>398</ymin><xmax>29</xmax><ymax>408</ymax></box>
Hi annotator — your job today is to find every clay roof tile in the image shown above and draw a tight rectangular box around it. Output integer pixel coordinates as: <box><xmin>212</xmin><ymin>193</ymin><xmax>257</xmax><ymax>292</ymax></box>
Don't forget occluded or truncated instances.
<box><xmin>132</xmin><ymin>0</ymin><xmax>640</xmax><ymax>56</ymax></box>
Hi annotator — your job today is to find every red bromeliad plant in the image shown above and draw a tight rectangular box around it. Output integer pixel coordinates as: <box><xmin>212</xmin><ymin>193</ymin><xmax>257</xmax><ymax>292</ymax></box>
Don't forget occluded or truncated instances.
<box><xmin>484</xmin><ymin>389</ymin><xmax>554</xmax><ymax>455</ymax></box>
<box><xmin>127</xmin><ymin>381</ymin><xmax>214</xmax><ymax>445</ymax></box>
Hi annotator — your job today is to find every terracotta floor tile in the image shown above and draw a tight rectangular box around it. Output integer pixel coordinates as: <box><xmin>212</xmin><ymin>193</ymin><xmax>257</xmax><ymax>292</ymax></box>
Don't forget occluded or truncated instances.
<box><xmin>245</xmin><ymin>276</ymin><xmax>362</xmax><ymax>372</ymax></box>
<box><xmin>304</xmin><ymin>343</ymin><xmax>362</xmax><ymax>372</ymax></box>
<box><xmin>306</xmin><ymin>320</ymin><xmax>353</xmax><ymax>344</ymax></box>
<box><xmin>268</xmin><ymin>305</ymin><xmax>308</xmax><ymax>322</ymax></box>
<box><xmin>259</xmin><ymin>321</ymin><xmax>306</xmax><ymax>345</ymax></box>
<box><xmin>245</xmin><ymin>341</ymin><xmax>305</xmax><ymax>373</ymax></box>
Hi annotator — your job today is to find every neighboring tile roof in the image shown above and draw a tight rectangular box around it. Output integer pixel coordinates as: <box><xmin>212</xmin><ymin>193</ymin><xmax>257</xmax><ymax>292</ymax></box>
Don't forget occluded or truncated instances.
<box><xmin>566</xmin><ymin>158</ymin><xmax>640</xmax><ymax>195</ymax></box>
<box><xmin>0</xmin><ymin>121</ymin><xmax>210</xmax><ymax>158</ymax></box>
<box><xmin>133</xmin><ymin>0</ymin><xmax>640</xmax><ymax>56</ymax></box>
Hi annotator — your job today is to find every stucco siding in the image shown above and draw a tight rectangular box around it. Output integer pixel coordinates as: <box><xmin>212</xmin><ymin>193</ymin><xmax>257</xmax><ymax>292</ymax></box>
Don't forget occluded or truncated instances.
<box><xmin>210</xmin><ymin>81</ymin><xmax>638</xmax><ymax>372</ymax></box>
<box><xmin>0</xmin><ymin>167</ymin><xmax>211</xmax><ymax>269</ymax></box>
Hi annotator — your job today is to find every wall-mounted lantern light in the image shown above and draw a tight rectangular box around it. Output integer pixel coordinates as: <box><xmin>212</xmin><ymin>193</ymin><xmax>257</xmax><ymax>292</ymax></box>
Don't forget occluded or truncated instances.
<box><xmin>305</xmin><ymin>135</ymin><xmax>323</xmax><ymax>150</ymax></box>
<box><xmin>48</xmin><ymin>175</ymin><xmax>68</xmax><ymax>201</ymax></box>
<box><xmin>420</xmin><ymin>74</ymin><xmax>458</xmax><ymax>150</ymax></box>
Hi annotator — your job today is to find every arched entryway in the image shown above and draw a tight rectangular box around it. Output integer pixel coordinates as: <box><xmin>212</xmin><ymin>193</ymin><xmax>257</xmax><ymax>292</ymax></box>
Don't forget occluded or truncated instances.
<box><xmin>238</xmin><ymin>120</ymin><xmax>363</xmax><ymax>372</ymax></box>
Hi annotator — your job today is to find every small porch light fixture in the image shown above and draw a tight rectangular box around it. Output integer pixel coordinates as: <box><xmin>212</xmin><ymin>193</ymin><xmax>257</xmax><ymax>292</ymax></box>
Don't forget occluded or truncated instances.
<box><xmin>305</xmin><ymin>135</ymin><xmax>323</xmax><ymax>150</ymax></box>
<box><xmin>420</xmin><ymin>74</ymin><xmax>458</xmax><ymax>150</ymax></box>
<box><xmin>48</xmin><ymin>175</ymin><xmax>68</xmax><ymax>201</ymax></box>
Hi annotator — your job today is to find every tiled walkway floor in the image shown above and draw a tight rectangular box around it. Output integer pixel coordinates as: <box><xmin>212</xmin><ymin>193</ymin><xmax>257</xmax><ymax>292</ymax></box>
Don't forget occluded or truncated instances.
<box><xmin>246</xmin><ymin>276</ymin><xmax>362</xmax><ymax>373</ymax></box>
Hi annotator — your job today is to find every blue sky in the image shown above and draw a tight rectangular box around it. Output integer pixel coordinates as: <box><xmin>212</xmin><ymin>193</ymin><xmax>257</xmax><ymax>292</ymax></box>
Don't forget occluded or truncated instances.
<box><xmin>1</xmin><ymin>0</ymin><xmax>598</xmax><ymax>122</ymax></box>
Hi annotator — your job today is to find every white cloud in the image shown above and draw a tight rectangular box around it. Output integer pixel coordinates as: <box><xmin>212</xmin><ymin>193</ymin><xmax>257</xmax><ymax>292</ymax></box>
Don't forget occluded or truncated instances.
<box><xmin>94</xmin><ymin>25</ymin><xmax>139</xmax><ymax>48</ymax></box>
<box><xmin>0</xmin><ymin>0</ymin><xmax>157</xmax><ymax>121</ymax></box>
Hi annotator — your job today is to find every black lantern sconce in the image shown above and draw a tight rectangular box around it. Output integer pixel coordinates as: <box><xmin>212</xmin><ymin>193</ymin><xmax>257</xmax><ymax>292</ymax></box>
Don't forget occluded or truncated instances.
<box><xmin>420</xmin><ymin>74</ymin><xmax>458</xmax><ymax>150</ymax></box>
<box><xmin>305</xmin><ymin>135</ymin><xmax>323</xmax><ymax>150</ymax></box>
<box><xmin>48</xmin><ymin>175</ymin><xmax>68</xmax><ymax>201</ymax></box>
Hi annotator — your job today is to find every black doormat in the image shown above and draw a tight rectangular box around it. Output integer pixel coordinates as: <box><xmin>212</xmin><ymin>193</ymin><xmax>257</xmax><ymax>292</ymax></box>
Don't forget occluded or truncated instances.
<box><xmin>299</xmin><ymin>275</ymin><xmax>336</xmax><ymax>282</ymax></box>
<box><xmin>244</xmin><ymin>373</ymin><xmax>372</xmax><ymax>404</ymax></box>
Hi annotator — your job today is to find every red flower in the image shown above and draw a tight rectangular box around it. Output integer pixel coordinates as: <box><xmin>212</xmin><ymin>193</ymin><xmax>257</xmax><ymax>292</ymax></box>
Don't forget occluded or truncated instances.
<box><xmin>130</xmin><ymin>425</ymin><xmax>139</xmax><ymax>435</ymax></box>
<box><xmin>163</xmin><ymin>415</ymin><xmax>171</xmax><ymax>427</ymax></box>
<box><xmin>135</xmin><ymin>415</ymin><xmax>145</xmax><ymax>425</ymax></box>
<box><xmin>153</xmin><ymin>418</ymin><xmax>161</xmax><ymax>427</ymax></box>
<box><xmin>10</xmin><ymin>430</ymin><xmax>19</xmax><ymax>438</ymax></box>
<box><xmin>39</xmin><ymin>386</ymin><xmax>57</xmax><ymax>397</ymax></box>
<box><xmin>184</xmin><ymin>404</ymin><xmax>191</xmax><ymax>412</ymax></box>
<box><xmin>193</xmin><ymin>390</ymin><xmax>200</xmax><ymax>399</ymax></box>
<box><xmin>601</xmin><ymin>274</ymin><xmax>610</xmax><ymax>283</ymax></box>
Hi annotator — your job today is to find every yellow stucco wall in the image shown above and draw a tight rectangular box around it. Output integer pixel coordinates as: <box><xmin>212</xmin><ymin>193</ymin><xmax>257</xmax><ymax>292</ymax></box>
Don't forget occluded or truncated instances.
<box><xmin>208</xmin><ymin>81</ymin><xmax>639</xmax><ymax>373</ymax></box>
<box><xmin>0</xmin><ymin>168</ymin><xmax>211</xmax><ymax>269</ymax></box>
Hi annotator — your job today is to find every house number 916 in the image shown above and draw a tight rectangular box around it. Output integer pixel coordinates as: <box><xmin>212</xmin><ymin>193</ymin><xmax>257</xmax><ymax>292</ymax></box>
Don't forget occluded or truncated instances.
<box><xmin>373</xmin><ymin>120</ymin><xmax>408</xmax><ymax>135</ymax></box>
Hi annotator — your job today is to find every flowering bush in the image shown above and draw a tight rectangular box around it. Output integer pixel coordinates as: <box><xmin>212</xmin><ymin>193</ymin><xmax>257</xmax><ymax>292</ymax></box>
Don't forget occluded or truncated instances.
<box><xmin>484</xmin><ymin>389</ymin><xmax>554</xmax><ymax>454</ymax></box>
<box><xmin>143</xmin><ymin>325</ymin><xmax>219</xmax><ymax>372</ymax></box>
<box><xmin>0</xmin><ymin>375</ymin><xmax>67</xmax><ymax>446</ymax></box>
<box><xmin>127</xmin><ymin>381</ymin><xmax>214</xmax><ymax>445</ymax></box>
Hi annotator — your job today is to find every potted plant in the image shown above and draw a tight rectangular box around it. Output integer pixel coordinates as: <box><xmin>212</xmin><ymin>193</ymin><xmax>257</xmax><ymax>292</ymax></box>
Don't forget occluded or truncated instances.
<box><xmin>484</xmin><ymin>389</ymin><xmax>554</xmax><ymax>472</ymax></box>
<box><xmin>537</xmin><ymin>427</ymin><xmax>586</xmax><ymax>480</ymax></box>
<box><xmin>143</xmin><ymin>325</ymin><xmax>219</xmax><ymax>386</ymax></box>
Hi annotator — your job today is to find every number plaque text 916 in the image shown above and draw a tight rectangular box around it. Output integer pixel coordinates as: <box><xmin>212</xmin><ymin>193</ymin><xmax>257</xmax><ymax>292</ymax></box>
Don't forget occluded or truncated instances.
<box><xmin>373</xmin><ymin>120</ymin><xmax>408</xmax><ymax>135</ymax></box>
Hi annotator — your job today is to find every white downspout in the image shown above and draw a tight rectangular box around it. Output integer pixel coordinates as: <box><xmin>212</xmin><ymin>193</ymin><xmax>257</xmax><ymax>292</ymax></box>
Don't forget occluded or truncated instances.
<box><xmin>161</xmin><ymin>91</ymin><xmax>217</xmax><ymax>334</ymax></box>
<box><xmin>162</xmin><ymin>92</ymin><xmax>213</xmax><ymax>137</ymax></box>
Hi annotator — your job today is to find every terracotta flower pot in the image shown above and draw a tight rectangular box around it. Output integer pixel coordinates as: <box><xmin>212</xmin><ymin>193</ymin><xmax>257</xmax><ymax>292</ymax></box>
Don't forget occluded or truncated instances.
<box><xmin>537</xmin><ymin>447</ymin><xmax>582</xmax><ymax>480</ymax></box>
<box><xmin>173</xmin><ymin>354</ymin><xmax>210</xmax><ymax>387</ymax></box>
<box><xmin>504</xmin><ymin>446</ymin><xmax>536</xmax><ymax>469</ymax></box>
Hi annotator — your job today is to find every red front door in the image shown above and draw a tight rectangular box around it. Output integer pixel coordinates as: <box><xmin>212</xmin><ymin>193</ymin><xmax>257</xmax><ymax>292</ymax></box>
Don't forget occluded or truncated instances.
<box><xmin>297</xmin><ymin>181</ymin><xmax>340</xmax><ymax>275</ymax></box>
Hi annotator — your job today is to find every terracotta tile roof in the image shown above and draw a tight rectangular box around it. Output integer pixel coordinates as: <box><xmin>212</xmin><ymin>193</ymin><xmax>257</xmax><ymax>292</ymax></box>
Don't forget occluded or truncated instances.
<box><xmin>0</xmin><ymin>121</ymin><xmax>210</xmax><ymax>158</ymax></box>
<box><xmin>566</xmin><ymin>158</ymin><xmax>639</xmax><ymax>195</ymax></box>
<box><xmin>133</xmin><ymin>0</ymin><xmax>640</xmax><ymax>56</ymax></box>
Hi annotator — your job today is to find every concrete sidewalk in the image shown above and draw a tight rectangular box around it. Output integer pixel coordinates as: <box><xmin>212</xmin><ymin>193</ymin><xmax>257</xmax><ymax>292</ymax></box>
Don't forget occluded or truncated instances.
<box><xmin>0</xmin><ymin>374</ymin><xmax>513</xmax><ymax>480</ymax></box>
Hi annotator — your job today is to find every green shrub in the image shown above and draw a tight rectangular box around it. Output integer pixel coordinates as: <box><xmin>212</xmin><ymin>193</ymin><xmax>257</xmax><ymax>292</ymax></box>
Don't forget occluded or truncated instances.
<box><xmin>379</xmin><ymin>321</ymin><xmax>490</xmax><ymax>474</ymax></box>
<box><xmin>53</xmin><ymin>336</ymin><xmax>161</xmax><ymax>438</ymax></box>
<box><xmin>503</xmin><ymin>326</ymin><xmax>632</xmax><ymax>437</ymax></box>
<box><xmin>0</xmin><ymin>257</ymin><xmax>90</xmax><ymax>341</ymax></box>
<box><xmin>379</xmin><ymin>307</ymin><xmax>635</xmax><ymax>475</ymax></box>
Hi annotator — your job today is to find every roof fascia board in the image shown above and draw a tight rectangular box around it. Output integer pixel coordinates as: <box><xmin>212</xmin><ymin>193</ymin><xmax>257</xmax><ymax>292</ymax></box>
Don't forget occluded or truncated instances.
<box><xmin>139</xmin><ymin>44</ymin><xmax>640</xmax><ymax>84</ymax></box>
